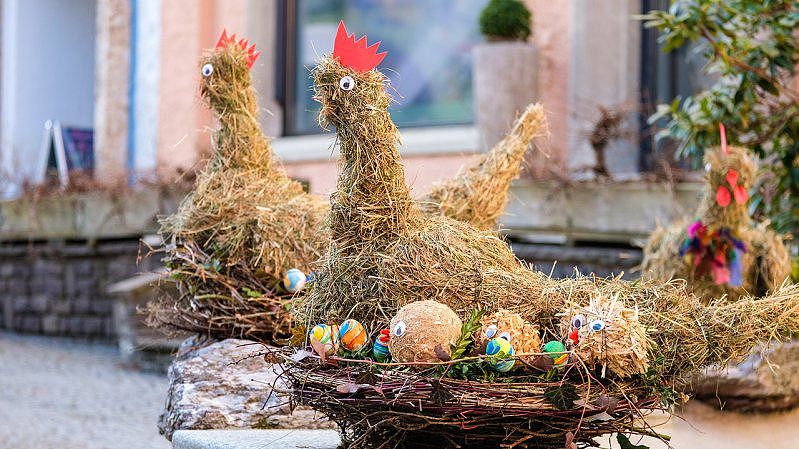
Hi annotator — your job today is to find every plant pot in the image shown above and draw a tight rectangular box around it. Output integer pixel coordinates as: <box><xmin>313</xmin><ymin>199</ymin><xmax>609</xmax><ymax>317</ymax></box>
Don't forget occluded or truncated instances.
<box><xmin>472</xmin><ymin>41</ymin><xmax>538</xmax><ymax>151</ymax></box>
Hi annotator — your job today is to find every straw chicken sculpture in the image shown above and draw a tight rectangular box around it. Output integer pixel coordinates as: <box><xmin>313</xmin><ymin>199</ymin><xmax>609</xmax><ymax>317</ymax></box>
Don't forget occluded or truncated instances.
<box><xmin>303</xmin><ymin>22</ymin><xmax>564</xmax><ymax>330</ymax></box>
<box><xmin>303</xmin><ymin>22</ymin><xmax>799</xmax><ymax>352</ymax></box>
<box><xmin>153</xmin><ymin>30</ymin><xmax>546</xmax><ymax>340</ymax></box>
<box><xmin>642</xmin><ymin>133</ymin><xmax>791</xmax><ymax>301</ymax></box>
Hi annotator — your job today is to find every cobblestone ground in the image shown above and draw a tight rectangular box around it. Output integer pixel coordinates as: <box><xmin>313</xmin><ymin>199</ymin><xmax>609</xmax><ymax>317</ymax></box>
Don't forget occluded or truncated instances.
<box><xmin>0</xmin><ymin>332</ymin><xmax>170</xmax><ymax>449</ymax></box>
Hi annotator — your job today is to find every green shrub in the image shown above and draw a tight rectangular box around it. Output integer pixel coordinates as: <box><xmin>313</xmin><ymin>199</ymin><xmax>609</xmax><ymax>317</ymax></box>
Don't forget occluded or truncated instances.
<box><xmin>479</xmin><ymin>0</ymin><xmax>532</xmax><ymax>41</ymax></box>
<box><xmin>644</xmin><ymin>0</ymin><xmax>799</xmax><ymax>239</ymax></box>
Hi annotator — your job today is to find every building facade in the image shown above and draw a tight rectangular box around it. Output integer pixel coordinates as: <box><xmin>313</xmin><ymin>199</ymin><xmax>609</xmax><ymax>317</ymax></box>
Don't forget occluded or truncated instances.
<box><xmin>0</xmin><ymin>0</ymin><xmax>699</xmax><ymax>198</ymax></box>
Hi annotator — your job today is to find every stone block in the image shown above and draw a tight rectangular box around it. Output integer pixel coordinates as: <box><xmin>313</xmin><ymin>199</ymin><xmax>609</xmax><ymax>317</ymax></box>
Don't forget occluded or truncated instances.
<box><xmin>66</xmin><ymin>316</ymin><xmax>84</xmax><ymax>334</ymax></box>
<box><xmin>13</xmin><ymin>296</ymin><xmax>29</xmax><ymax>313</ymax></box>
<box><xmin>159</xmin><ymin>338</ymin><xmax>293</xmax><ymax>440</ymax></box>
<box><xmin>172</xmin><ymin>430</ymin><xmax>341</xmax><ymax>449</ymax></box>
<box><xmin>82</xmin><ymin>316</ymin><xmax>106</xmax><ymax>335</ymax></box>
<box><xmin>41</xmin><ymin>314</ymin><xmax>61</xmax><ymax>334</ymax></box>
<box><xmin>72</xmin><ymin>297</ymin><xmax>93</xmax><ymax>313</ymax></box>
<box><xmin>29</xmin><ymin>294</ymin><xmax>50</xmax><ymax>313</ymax></box>
<box><xmin>90</xmin><ymin>297</ymin><xmax>113</xmax><ymax>314</ymax></box>
<box><xmin>692</xmin><ymin>340</ymin><xmax>799</xmax><ymax>412</ymax></box>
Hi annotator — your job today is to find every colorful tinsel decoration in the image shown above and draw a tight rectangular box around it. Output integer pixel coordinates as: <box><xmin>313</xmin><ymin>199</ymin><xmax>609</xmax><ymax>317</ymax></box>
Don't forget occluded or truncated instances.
<box><xmin>679</xmin><ymin>220</ymin><xmax>746</xmax><ymax>286</ymax></box>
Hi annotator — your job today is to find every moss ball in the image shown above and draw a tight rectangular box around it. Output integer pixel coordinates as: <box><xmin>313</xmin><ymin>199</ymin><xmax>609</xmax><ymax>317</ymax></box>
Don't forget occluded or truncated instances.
<box><xmin>388</xmin><ymin>300</ymin><xmax>462</xmax><ymax>364</ymax></box>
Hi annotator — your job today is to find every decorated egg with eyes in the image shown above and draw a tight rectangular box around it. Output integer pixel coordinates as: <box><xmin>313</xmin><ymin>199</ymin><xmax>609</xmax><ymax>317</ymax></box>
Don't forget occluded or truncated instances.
<box><xmin>283</xmin><ymin>268</ymin><xmax>307</xmax><ymax>293</ymax></box>
<box><xmin>389</xmin><ymin>300</ymin><xmax>462</xmax><ymax>365</ymax></box>
<box><xmin>485</xmin><ymin>337</ymin><xmax>516</xmax><ymax>372</ymax></box>
<box><xmin>309</xmin><ymin>323</ymin><xmax>339</xmax><ymax>356</ymax></box>
<box><xmin>339</xmin><ymin>319</ymin><xmax>368</xmax><ymax>352</ymax></box>
<box><xmin>543</xmin><ymin>340</ymin><xmax>568</xmax><ymax>367</ymax></box>
<box><xmin>372</xmin><ymin>329</ymin><xmax>391</xmax><ymax>362</ymax></box>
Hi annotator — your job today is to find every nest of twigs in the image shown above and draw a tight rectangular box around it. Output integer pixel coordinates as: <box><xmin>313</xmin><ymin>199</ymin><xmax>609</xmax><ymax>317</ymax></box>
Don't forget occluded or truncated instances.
<box><xmin>145</xmin><ymin>239</ymin><xmax>295</xmax><ymax>341</ymax></box>
<box><xmin>276</xmin><ymin>349</ymin><xmax>669</xmax><ymax>449</ymax></box>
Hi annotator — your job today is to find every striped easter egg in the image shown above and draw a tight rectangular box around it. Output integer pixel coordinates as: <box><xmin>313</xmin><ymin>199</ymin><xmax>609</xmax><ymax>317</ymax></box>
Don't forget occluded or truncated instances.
<box><xmin>372</xmin><ymin>329</ymin><xmax>391</xmax><ymax>362</ymax></box>
<box><xmin>309</xmin><ymin>323</ymin><xmax>338</xmax><ymax>356</ymax></box>
<box><xmin>486</xmin><ymin>337</ymin><xmax>516</xmax><ymax>372</ymax></box>
<box><xmin>339</xmin><ymin>319</ymin><xmax>368</xmax><ymax>351</ymax></box>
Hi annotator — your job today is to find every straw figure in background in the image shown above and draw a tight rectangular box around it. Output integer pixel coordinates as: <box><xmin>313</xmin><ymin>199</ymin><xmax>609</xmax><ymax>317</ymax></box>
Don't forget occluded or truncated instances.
<box><xmin>153</xmin><ymin>31</ymin><xmax>325</xmax><ymax>339</ymax></box>
<box><xmin>642</xmin><ymin>125</ymin><xmax>791</xmax><ymax>301</ymax></box>
<box><xmin>150</xmin><ymin>30</ymin><xmax>547</xmax><ymax>341</ymax></box>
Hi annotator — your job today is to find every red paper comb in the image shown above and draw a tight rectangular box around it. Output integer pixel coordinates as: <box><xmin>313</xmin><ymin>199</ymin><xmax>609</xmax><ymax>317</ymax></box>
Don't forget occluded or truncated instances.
<box><xmin>215</xmin><ymin>29</ymin><xmax>260</xmax><ymax>69</ymax></box>
<box><xmin>332</xmin><ymin>21</ymin><xmax>386</xmax><ymax>73</ymax></box>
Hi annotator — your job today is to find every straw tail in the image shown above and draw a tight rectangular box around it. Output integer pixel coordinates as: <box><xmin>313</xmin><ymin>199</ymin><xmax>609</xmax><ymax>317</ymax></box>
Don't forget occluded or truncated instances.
<box><xmin>700</xmin><ymin>283</ymin><xmax>799</xmax><ymax>368</ymax></box>
<box><xmin>420</xmin><ymin>103</ymin><xmax>548</xmax><ymax>230</ymax></box>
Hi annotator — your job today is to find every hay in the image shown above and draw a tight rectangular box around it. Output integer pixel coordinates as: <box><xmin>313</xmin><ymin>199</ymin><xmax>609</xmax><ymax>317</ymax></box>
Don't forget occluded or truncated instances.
<box><xmin>420</xmin><ymin>103</ymin><xmax>548</xmax><ymax>230</ymax></box>
<box><xmin>641</xmin><ymin>145</ymin><xmax>792</xmax><ymax>301</ymax></box>
<box><xmin>151</xmin><ymin>35</ymin><xmax>545</xmax><ymax>341</ymax></box>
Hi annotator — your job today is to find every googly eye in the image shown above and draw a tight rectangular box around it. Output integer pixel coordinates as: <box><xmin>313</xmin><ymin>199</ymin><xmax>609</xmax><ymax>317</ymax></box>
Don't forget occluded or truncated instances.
<box><xmin>705</xmin><ymin>162</ymin><xmax>712</xmax><ymax>173</ymax></box>
<box><xmin>499</xmin><ymin>331</ymin><xmax>511</xmax><ymax>342</ymax></box>
<box><xmin>484</xmin><ymin>324</ymin><xmax>498</xmax><ymax>339</ymax></box>
<box><xmin>339</xmin><ymin>75</ymin><xmax>355</xmax><ymax>91</ymax></box>
<box><xmin>201</xmin><ymin>63</ymin><xmax>214</xmax><ymax>77</ymax></box>
<box><xmin>393</xmin><ymin>321</ymin><xmax>406</xmax><ymax>337</ymax></box>
<box><xmin>571</xmin><ymin>314</ymin><xmax>585</xmax><ymax>329</ymax></box>
<box><xmin>590</xmin><ymin>320</ymin><xmax>605</xmax><ymax>332</ymax></box>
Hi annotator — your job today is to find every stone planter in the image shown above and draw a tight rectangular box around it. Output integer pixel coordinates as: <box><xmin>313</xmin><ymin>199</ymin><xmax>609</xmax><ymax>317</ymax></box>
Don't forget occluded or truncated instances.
<box><xmin>473</xmin><ymin>41</ymin><xmax>538</xmax><ymax>151</ymax></box>
<box><xmin>502</xmin><ymin>179</ymin><xmax>703</xmax><ymax>245</ymax></box>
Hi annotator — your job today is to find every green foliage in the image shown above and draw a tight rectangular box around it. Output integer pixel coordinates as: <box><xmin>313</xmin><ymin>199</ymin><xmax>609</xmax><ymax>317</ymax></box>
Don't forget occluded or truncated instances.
<box><xmin>643</xmin><ymin>0</ymin><xmax>799</xmax><ymax>237</ymax></box>
<box><xmin>479</xmin><ymin>0</ymin><xmax>532</xmax><ymax>41</ymax></box>
<box><xmin>450</xmin><ymin>309</ymin><xmax>484</xmax><ymax>360</ymax></box>
<box><xmin>543</xmin><ymin>383</ymin><xmax>579</xmax><ymax>410</ymax></box>
<box><xmin>617</xmin><ymin>434</ymin><xmax>650</xmax><ymax>449</ymax></box>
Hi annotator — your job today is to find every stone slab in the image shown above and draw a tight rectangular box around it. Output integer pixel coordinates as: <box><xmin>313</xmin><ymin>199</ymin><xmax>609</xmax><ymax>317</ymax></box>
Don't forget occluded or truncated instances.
<box><xmin>171</xmin><ymin>430</ymin><xmax>340</xmax><ymax>449</ymax></box>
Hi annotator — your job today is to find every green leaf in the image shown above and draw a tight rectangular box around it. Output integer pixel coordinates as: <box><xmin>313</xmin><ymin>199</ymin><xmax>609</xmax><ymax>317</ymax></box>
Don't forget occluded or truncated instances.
<box><xmin>617</xmin><ymin>433</ymin><xmax>650</xmax><ymax>449</ymax></box>
<box><xmin>544</xmin><ymin>384</ymin><xmax>579</xmax><ymax>410</ymax></box>
<box><xmin>450</xmin><ymin>309</ymin><xmax>484</xmax><ymax>360</ymax></box>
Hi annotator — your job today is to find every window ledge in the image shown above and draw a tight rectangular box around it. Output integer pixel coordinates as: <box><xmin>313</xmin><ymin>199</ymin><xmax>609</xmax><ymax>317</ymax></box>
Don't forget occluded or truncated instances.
<box><xmin>272</xmin><ymin>125</ymin><xmax>479</xmax><ymax>162</ymax></box>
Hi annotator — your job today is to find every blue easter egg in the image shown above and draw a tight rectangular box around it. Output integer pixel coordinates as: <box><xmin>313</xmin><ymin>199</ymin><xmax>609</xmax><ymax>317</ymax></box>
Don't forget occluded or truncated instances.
<box><xmin>486</xmin><ymin>337</ymin><xmax>515</xmax><ymax>372</ymax></box>
<box><xmin>283</xmin><ymin>268</ymin><xmax>307</xmax><ymax>293</ymax></box>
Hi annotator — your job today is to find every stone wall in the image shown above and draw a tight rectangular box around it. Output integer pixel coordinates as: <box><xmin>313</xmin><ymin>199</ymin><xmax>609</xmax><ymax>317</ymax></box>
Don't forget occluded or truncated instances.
<box><xmin>511</xmin><ymin>242</ymin><xmax>642</xmax><ymax>279</ymax></box>
<box><xmin>0</xmin><ymin>239</ymin><xmax>157</xmax><ymax>338</ymax></box>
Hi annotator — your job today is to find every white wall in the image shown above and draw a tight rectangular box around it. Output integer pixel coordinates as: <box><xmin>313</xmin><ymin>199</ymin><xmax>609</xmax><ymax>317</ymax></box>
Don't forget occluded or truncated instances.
<box><xmin>0</xmin><ymin>0</ymin><xmax>96</xmax><ymax>196</ymax></box>
<box><xmin>131</xmin><ymin>0</ymin><xmax>161</xmax><ymax>180</ymax></box>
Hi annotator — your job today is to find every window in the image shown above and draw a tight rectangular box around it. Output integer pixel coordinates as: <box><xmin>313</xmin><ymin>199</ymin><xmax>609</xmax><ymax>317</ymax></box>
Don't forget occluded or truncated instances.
<box><xmin>280</xmin><ymin>0</ymin><xmax>487</xmax><ymax>135</ymax></box>
<box><xmin>639</xmin><ymin>0</ymin><xmax>713</xmax><ymax>171</ymax></box>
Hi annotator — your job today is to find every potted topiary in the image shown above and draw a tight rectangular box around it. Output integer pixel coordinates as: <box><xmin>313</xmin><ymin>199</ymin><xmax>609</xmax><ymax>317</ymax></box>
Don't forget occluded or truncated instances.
<box><xmin>473</xmin><ymin>0</ymin><xmax>538</xmax><ymax>151</ymax></box>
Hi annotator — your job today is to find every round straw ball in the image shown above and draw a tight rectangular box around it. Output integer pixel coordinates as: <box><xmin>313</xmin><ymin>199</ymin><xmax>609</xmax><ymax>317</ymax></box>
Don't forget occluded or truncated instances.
<box><xmin>389</xmin><ymin>300</ymin><xmax>463</xmax><ymax>364</ymax></box>
<box><xmin>474</xmin><ymin>309</ymin><xmax>541</xmax><ymax>360</ymax></box>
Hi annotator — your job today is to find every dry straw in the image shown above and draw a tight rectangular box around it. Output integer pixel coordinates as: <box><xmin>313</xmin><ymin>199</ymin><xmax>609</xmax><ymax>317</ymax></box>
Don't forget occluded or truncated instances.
<box><xmin>642</xmin><ymin>145</ymin><xmax>791</xmax><ymax>301</ymax></box>
<box><xmin>420</xmin><ymin>103</ymin><xmax>549</xmax><ymax>230</ymax></box>
<box><xmin>149</xmin><ymin>35</ymin><xmax>547</xmax><ymax>341</ymax></box>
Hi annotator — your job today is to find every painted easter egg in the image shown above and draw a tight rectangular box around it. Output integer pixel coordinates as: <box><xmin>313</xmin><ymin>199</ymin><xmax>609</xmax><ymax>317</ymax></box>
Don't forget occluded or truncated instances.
<box><xmin>543</xmin><ymin>340</ymin><xmax>568</xmax><ymax>366</ymax></box>
<box><xmin>373</xmin><ymin>329</ymin><xmax>391</xmax><ymax>362</ymax></box>
<box><xmin>283</xmin><ymin>268</ymin><xmax>307</xmax><ymax>293</ymax></box>
<box><xmin>339</xmin><ymin>319</ymin><xmax>368</xmax><ymax>352</ymax></box>
<box><xmin>486</xmin><ymin>337</ymin><xmax>516</xmax><ymax>372</ymax></box>
<box><xmin>309</xmin><ymin>323</ymin><xmax>338</xmax><ymax>356</ymax></box>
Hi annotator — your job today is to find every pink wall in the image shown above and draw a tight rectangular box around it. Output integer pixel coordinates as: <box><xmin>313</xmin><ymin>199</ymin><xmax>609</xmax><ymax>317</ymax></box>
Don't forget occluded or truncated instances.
<box><xmin>526</xmin><ymin>0</ymin><xmax>571</xmax><ymax>177</ymax></box>
<box><xmin>156</xmin><ymin>0</ymin><xmax>247</xmax><ymax>179</ymax></box>
<box><xmin>284</xmin><ymin>153</ymin><xmax>479</xmax><ymax>196</ymax></box>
